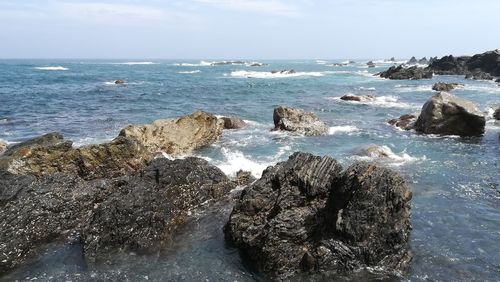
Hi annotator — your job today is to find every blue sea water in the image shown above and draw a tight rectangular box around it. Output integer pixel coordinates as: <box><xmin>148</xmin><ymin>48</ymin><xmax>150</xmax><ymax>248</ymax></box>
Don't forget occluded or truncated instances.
<box><xmin>0</xmin><ymin>59</ymin><xmax>499</xmax><ymax>281</ymax></box>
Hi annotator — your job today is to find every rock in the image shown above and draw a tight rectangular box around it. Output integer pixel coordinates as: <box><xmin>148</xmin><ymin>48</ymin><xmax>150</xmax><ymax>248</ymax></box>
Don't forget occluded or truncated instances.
<box><xmin>408</xmin><ymin>56</ymin><xmax>418</xmax><ymax>65</ymax></box>
<box><xmin>273</xmin><ymin>106</ymin><xmax>328</xmax><ymax>136</ymax></box>
<box><xmin>428</xmin><ymin>50</ymin><xmax>500</xmax><ymax>80</ymax></box>
<box><xmin>465</xmin><ymin>49</ymin><xmax>500</xmax><ymax>77</ymax></box>
<box><xmin>389</xmin><ymin>57</ymin><xmax>396</xmax><ymax>62</ymax></box>
<box><xmin>428</xmin><ymin>56</ymin><xmax>438</xmax><ymax>65</ymax></box>
<box><xmin>0</xmin><ymin>133</ymin><xmax>151</xmax><ymax>180</ymax></box>
<box><xmin>355</xmin><ymin>145</ymin><xmax>391</xmax><ymax>158</ymax></box>
<box><xmin>432</xmin><ymin>82</ymin><xmax>462</xmax><ymax>92</ymax></box>
<box><xmin>120</xmin><ymin>111</ymin><xmax>224</xmax><ymax>156</ymax></box>
<box><xmin>388</xmin><ymin>114</ymin><xmax>417</xmax><ymax>130</ymax></box>
<box><xmin>0</xmin><ymin>140</ymin><xmax>7</xmax><ymax>155</ymax></box>
<box><xmin>340</xmin><ymin>94</ymin><xmax>374</xmax><ymax>102</ymax></box>
<box><xmin>414</xmin><ymin>92</ymin><xmax>486</xmax><ymax>136</ymax></box>
<box><xmin>367</xmin><ymin>61</ymin><xmax>375</xmax><ymax>68</ymax></box>
<box><xmin>465</xmin><ymin>71</ymin><xmax>494</xmax><ymax>80</ymax></box>
<box><xmin>234</xmin><ymin>170</ymin><xmax>256</xmax><ymax>186</ymax></box>
<box><xmin>428</xmin><ymin>55</ymin><xmax>470</xmax><ymax>75</ymax></box>
<box><xmin>378</xmin><ymin>65</ymin><xmax>433</xmax><ymax>80</ymax></box>
<box><xmin>493</xmin><ymin>106</ymin><xmax>500</xmax><ymax>120</ymax></box>
<box><xmin>418</xmin><ymin>57</ymin><xmax>428</xmax><ymax>64</ymax></box>
<box><xmin>224</xmin><ymin>152</ymin><xmax>412</xmax><ymax>281</ymax></box>
<box><xmin>270</xmin><ymin>69</ymin><xmax>296</xmax><ymax>75</ymax></box>
<box><xmin>220</xmin><ymin>116</ymin><xmax>247</xmax><ymax>129</ymax></box>
<box><xmin>114</xmin><ymin>80</ymin><xmax>125</xmax><ymax>84</ymax></box>
<box><xmin>0</xmin><ymin>157</ymin><xmax>235</xmax><ymax>273</ymax></box>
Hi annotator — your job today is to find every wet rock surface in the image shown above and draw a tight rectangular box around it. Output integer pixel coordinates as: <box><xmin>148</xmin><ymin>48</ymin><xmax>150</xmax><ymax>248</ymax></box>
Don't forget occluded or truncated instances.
<box><xmin>432</xmin><ymin>82</ymin><xmax>462</xmax><ymax>92</ymax></box>
<box><xmin>340</xmin><ymin>94</ymin><xmax>374</xmax><ymax>102</ymax></box>
<box><xmin>273</xmin><ymin>106</ymin><xmax>328</xmax><ymax>136</ymax></box>
<box><xmin>388</xmin><ymin>114</ymin><xmax>417</xmax><ymax>130</ymax></box>
<box><xmin>224</xmin><ymin>152</ymin><xmax>412</xmax><ymax>281</ymax></box>
<box><xmin>414</xmin><ymin>92</ymin><xmax>486</xmax><ymax>136</ymax></box>
<box><xmin>378</xmin><ymin>65</ymin><xmax>433</xmax><ymax>80</ymax></box>
<box><xmin>0</xmin><ymin>157</ymin><xmax>235</xmax><ymax>274</ymax></box>
<box><xmin>220</xmin><ymin>116</ymin><xmax>247</xmax><ymax>129</ymax></box>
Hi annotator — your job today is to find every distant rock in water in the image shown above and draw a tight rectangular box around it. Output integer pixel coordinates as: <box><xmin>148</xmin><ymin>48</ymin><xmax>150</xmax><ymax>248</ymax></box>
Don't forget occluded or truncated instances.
<box><xmin>0</xmin><ymin>133</ymin><xmax>150</xmax><ymax>179</ymax></box>
<box><xmin>270</xmin><ymin>69</ymin><xmax>296</xmax><ymax>75</ymax></box>
<box><xmin>408</xmin><ymin>56</ymin><xmax>418</xmax><ymax>65</ymax></box>
<box><xmin>120</xmin><ymin>111</ymin><xmax>224</xmax><ymax>156</ymax></box>
<box><xmin>367</xmin><ymin>61</ymin><xmax>376</xmax><ymax>68</ymax></box>
<box><xmin>224</xmin><ymin>152</ymin><xmax>412</xmax><ymax>281</ymax></box>
<box><xmin>389</xmin><ymin>57</ymin><xmax>396</xmax><ymax>62</ymax></box>
<box><xmin>378</xmin><ymin>65</ymin><xmax>433</xmax><ymax>80</ymax></box>
<box><xmin>428</xmin><ymin>56</ymin><xmax>438</xmax><ymax>65</ymax></box>
<box><xmin>340</xmin><ymin>94</ymin><xmax>375</xmax><ymax>102</ymax></box>
<box><xmin>493</xmin><ymin>106</ymin><xmax>500</xmax><ymax>120</ymax></box>
<box><xmin>418</xmin><ymin>57</ymin><xmax>428</xmax><ymax>64</ymax></box>
<box><xmin>0</xmin><ymin>157</ymin><xmax>235</xmax><ymax>273</ymax></box>
<box><xmin>388</xmin><ymin>114</ymin><xmax>417</xmax><ymax>130</ymax></box>
<box><xmin>428</xmin><ymin>50</ymin><xmax>500</xmax><ymax>80</ymax></box>
<box><xmin>414</xmin><ymin>92</ymin><xmax>486</xmax><ymax>136</ymax></box>
<box><xmin>273</xmin><ymin>106</ymin><xmax>328</xmax><ymax>136</ymax></box>
<box><xmin>220</xmin><ymin>116</ymin><xmax>246</xmax><ymax>129</ymax></box>
<box><xmin>0</xmin><ymin>140</ymin><xmax>6</xmax><ymax>155</ymax></box>
<box><xmin>114</xmin><ymin>79</ymin><xmax>125</xmax><ymax>84</ymax></box>
<box><xmin>432</xmin><ymin>82</ymin><xmax>462</xmax><ymax>92</ymax></box>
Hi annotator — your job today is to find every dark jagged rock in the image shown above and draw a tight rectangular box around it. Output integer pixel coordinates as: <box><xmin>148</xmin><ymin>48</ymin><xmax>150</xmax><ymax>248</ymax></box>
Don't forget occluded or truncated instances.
<box><xmin>0</xmin><ymin>133</ymin><xmax>151</xmax><ymax>180</ymax></box>
<box><xmin>0</xmin><ymin>157</ymin><xmax>235</xmax><ymax>274</ymax></box>
<box><xmin>418</xmin><ymin>57</ymin><xmax>428</xmax><ymax>64</ymax></box>
<box><xmin>432</xmin><ymin>82</ymin><xmax>462</xmax><ymax>92</ymax></box>
<box><xmin>234</xmin><ymin>170</ymin><xmax>256</xmax><ymax>187</ymax></box>
<box><xmin>389</xmin><ymin>57</ymin><xmax>396</xmax><ymax>62</ymax></box>
<box><xmin>271</xmin><ymin>69</ymin><xmax>296</xmax><ymax>75</ymax></box>
<box><xmin>340</xmin><ymin>94</ymin><xmax>375</xmax><ymax>102</ymax></box>
<box><xmin>428</xmin><ymin>50</ymin><xmax>500</xmax><ymax>80</ymax></box>
<box><xmin>428</xmin><ymin>55</ymin><xmax>470</xmax><ymax>75</ymax></box>
<box><xmin>493</xmin><ymin>106</ymin><xmax>500</xmax><ymax>120</ymax></box>
<box><xmin>428</xmin><ymin>56</ymin><xmax>438</xmax><ymax>65</ymax></box>
<box><xmin>224</xmin><ymin>152</ymin><xmax>412</xmax><ymax>281</ymax></box>
<box><xmin>378</xmin><ymin>65</ymin><xmax>433</xmax><ymax>80</ymax></box>
<box><xmin>388</xmin><ymin>114</ymin><xmax>417</xmax><ymax>130</ymax></box>
<box><xmin>414</xmin><ymin>92</ymin><xmax>485</xmax><ymax>136</ymax></box>
<box><xmin>220</xmin><ymin>116</ymin><xmax>247</xmax><ymax>129</ymax></box>
<box><xmin>273</xmin><ymin>106</ymin><xmax>328</xmax><ymax>136</ymax></box>
<box><xmin>408</xmin><ymin>56</ymin><xmax>418</xmax><ymax>65</ymax></box>
<box><xmin>367</xmin><ymin>61</ymin><xmax>375</xmax><ymax>68</ymax></box>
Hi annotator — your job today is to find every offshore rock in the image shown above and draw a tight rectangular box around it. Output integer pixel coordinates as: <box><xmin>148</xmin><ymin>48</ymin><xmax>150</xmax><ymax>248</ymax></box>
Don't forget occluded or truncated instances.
<box><xmin>388</xmin><ymin>114</ymin><xmax>417</xmax><ymax>130</ymax></box>
<box><xmin>428</xmin><ymin>50</ymin><xmax>500</xmax><ymax>79</ymax></box>
<box><xmin>414</xmin><ymin>92</ymin><xmax>485</xmax><ymax>136</ymax></box>
<box><xmin>114</xmin><ymin>80</ymin><xmax>125</xmax><ymax>84</ymax></box>
<box><xmin>273</xmin><ymin>106</ymin><xmax>328</xmax><ymax>136</ymax></box>
<box><xmin>340</xmin><ymin>94</ymin><xmax>375</xmax><ymax>102</ymax></box>
<box><xmin>408</xmin><ymin>56</ymin><xmax>418</xmax><ymax>65</ymax></box>
<box><xmin>432</xmin><ymin>82</ymin><xmax>462</xmax><ymax>92</ymax></box>
<box><xmin>0</xmin><ymin>133</ymin><xmax>151</xmax><ymax>180</ymax></box>
<box><xmin>119</xmin><ymin>111</ymin><xmax>224</xmax><ymax>156</ymax></box>
<box><xmin>367</xmin><ymin>61</ymin><xmax>375</xmax><ymax>68</ymax></box>
<box><xmin>224</xmin><ymin>152</ymin><xmax>412</xmax><ymax>281</ymax></box>
<box><xmin>0</xmin><ymin>157</ymin><xmax>235</xmax><ymax>274</ymax></box>
<box><xmin>220</xmin><ymin>116</ymin><xmax>247</xmax><ymax>129</ymax></box>
<box><xmin>493</xmin><ymin>106</ymin><xmax>500</xmax><ymax>120</ymax></box>
<box><xmin>418</xmin><ymin>57</ymin><xmax>429</xmax><ymax>64</ymax></box>
<box><xmin>378</xmin><ymin>65</ymin><xmax>433</xmax><ymax>80</ymax></box>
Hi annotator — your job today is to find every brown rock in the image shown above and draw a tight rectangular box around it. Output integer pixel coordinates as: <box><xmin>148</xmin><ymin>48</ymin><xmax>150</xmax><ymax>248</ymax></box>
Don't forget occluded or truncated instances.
<box><xmin>220</xmin><ymin>116</ymin><xmax>247</xmax><ymax>129</ymax></box>
<box><xmin>273</xmin><ymin>106</ymin><xmax>328</xmax><ymax>136</ymax></box>
<box><xmin>388</xmin><ymin>114</ymin><xmax>417</xmax><ymax>130</ymax></box>
<box><xmin>0</xmin><ymin>140</ymin><xmax>8</xmax><ymax>155</ymax></box>
<box><xmin>340</xmin><ymin>94</ymin><xmax>375</xmax><ymax>102</ymax></box>
<box><xmin>114</xmin><ymin>80</ymin><xmax>125</xmax><ymax>84</ymax></box>
<box><xmin>432</xmin><ymin>82</ymin><xmax>462</xmax><ymax>92</ymax></box>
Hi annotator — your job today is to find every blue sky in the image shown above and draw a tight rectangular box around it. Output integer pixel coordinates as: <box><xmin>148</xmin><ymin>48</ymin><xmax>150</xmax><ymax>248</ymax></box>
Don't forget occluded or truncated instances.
<box><xmin>1</xmin><ymin>0</ymin><xmax>499</xmax><ymax>59</ymax></box>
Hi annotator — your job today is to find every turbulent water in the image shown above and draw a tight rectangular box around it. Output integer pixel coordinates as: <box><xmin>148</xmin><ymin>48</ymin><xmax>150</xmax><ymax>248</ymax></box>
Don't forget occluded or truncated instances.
<box><xmin>0</xmin><ymin>59</ymin><xmax>499</xmax><ymax>281</ymax></box>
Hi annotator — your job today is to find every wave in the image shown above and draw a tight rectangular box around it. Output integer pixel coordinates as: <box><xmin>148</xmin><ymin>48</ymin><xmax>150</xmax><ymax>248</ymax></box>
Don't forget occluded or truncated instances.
<box><xmin>35</xmin><ymin>66</ymin><xmax>68</xmax><ymax>71</ymax></box>
<box><xmin>324</xmin><ymin>70</ymin><xmax>375</xmax><ymax>78</ymax></box>
<box><xmin>328</xmin><ymin>125</ymin><xmax>360</xmax><ymax>135</ymax></box>
<box><xmin>113</xmin><ymin>62</ymin><xmax>156</xmax><ymax>65</ymax></box>
<box><xmin>372</xmin><ymin>59</ymin><xmax>407</xmax><ymax>65</ymax></box>
<box><xmin>352</xmin><ymin>145</ymin><xmax>426</xmax><ymax>166</ymax></box>
<box><xmin>316</xmin><ymin>60</ymin><xmax>327</xmax><ymax>65</ymax></box>
<box><xmin>178</xmin><ymin>70</ymin><xmax>201</xmax><ymax>74</ymax></box>
<box><xmin>394</xmin><ymin>84</ymin><xmax>433</xmax><ymax>92</ymax></box>
<box><xmin>175</xmin><ymin>61</ymin><xmax>265</xmax><ymax>67</ymax></box>
<box><xmin>330</xmin><ymin>95</ymin><xmax>416</xmax><ymax>109</ymax></box>
<box><xmin>230</xmin><ymin>70</ymin><xmax>324</xmax><ymax>79</ymax></box>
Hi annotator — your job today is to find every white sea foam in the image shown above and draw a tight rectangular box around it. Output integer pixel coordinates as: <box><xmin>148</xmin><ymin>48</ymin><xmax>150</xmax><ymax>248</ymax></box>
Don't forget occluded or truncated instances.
<box><xmin>35</xmin><ymin>66</ymin><xmax>68</xmax><ymax>71</ymax></box>
<box><xmin>359</xmin><ymin>86</ymin><xmax>376</xmax><ymax>91</ymax></box>
<box><xmin>330</xmin><ymin>95</ymin><xmax>416</xmax><ymax>109</ymax></box>
<box><xmin>394</xmin><ymin>84</ymin><xmax>433</xmax><ymax>92</ymax></box>
<box><xmin>328</xmin><ymin>125</ymin><xmax>360</xmax><ymax>135</ymax></box>
<box><xmin>372</xmin><ymin>59</ymin><xmax>407</xmax><ymax>65</ymax></box>
<box><xmin>352</xmin><ymin>145</ymin><xmax>426</xmax><ymax>166</ymax></box>
<box><xmin>461</xmin><ymin>84</ymin><xmax>500</xmax><ymax>94</ymax></box>
<box><xmin>113</xmin><ymin>62</ymin><xmax>156</xmax><ymax>65</ymax></box>
<box><xmin>324</xmin><ymin>70</ymin><xmax>375</xmax><ymax>78</ymax></box>
<box><xmin>316</xmin><ymin>60</ymin><xmax>327</xmax><ymax>65</ymax></box>
<box><xmin>178</xmin><ymin>70</ymin><xmax>201</xmax><ymax>74</ymax></box>
<box><xmin>230</xmin><ymin>70</ymin><xmax>324</xmax><ymax>79</ymax></box>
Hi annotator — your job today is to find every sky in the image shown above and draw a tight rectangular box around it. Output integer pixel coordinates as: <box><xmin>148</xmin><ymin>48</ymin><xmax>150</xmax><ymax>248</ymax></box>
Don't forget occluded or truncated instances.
<box><xmin>0</xmin><ymin>0</ymin><xmax>499</xmax><ymax>59</ymax></box>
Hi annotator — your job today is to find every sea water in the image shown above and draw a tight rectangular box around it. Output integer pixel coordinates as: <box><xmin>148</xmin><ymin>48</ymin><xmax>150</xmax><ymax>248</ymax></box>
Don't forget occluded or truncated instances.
<box><xmin>0</xmin><ymin>59</ymin><xmax>498</xmax><ymax>281</ymax></box>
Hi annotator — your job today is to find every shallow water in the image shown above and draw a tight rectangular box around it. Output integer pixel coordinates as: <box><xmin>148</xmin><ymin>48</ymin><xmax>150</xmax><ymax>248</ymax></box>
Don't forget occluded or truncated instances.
<box><xmin>0</xmin><ymin>59</ymin><xmax>499</xmax><ymax>281</ymax></box>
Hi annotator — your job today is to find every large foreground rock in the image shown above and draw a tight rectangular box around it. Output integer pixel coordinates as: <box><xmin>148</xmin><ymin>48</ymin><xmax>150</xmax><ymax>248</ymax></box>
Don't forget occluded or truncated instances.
<box><xmin>0</xmin><ymin>157</ymin><xmax>235</xmax><ymax>274</ymax></box>
<box><xmin>414</xmin><ymin>92</ymin><xmax>485</xmax><ymax>136</ymax></box>
<box><xmin>273</xmin><ymin>106</ymin><xmax>328</xmax><ymax>136</ymax></box>
<box><xmin>120</xmin><ymin>111</ymin><xmax>224</xmax><ymax>156</ymax></box>
<box><xmin>225</xmin><ymin>152</ymin><xmax>412</xmax><ymax>281</ymax></box>
<box><xmin>0</xmin><ymin>133</ymin><xmax>150</xmax><ymax>179</ymax></box>
<box><xmin>378</xmin><ymin>65</ymin><xmax>433</xmax><ymax>80</ymax></box>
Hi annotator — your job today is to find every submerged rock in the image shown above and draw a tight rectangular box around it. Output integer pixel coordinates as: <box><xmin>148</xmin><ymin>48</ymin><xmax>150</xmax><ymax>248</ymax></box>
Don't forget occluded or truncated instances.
<box><xmin>0</xmin><ymin>157</ymin><xmax>235</xmax><ymax>274</ymax></box>
<box><xmin>273</xmin><ymin>106</ymin><xmax>328</xmax><ymax>136</ymax></box>
<box><xmin>0</xmin><ymin>133</ymin><xmax>151</xmax><ymax>180</ymax></box>
<box><xmin>224</xmin><ymin>152</ymin><xmax>412</xmax><ymax>281</ymax></box>
<box><xmin>367</xmin><ymin>61</ymin><xmax>375</xmax><ymax>68</ymax></box>
<box><xmin>414</xmin><ymin>92</ymin><xmax>485</xmax><ymax>136</ymax></box>
<box><xmin>378</xmin><ymin>65</ymin><xmax>433</xmax><ymax>80</ymax></box>
<box><xmin>340</xmin><ymin>94</ymin><xmax>375</xmax><ymax>102</ymax></box>
<box><xmin>388</xmin><ymin>114</ymin><xmax>417</xmax><ymax>130</ymax></box>
<box><xmin>120</xmin><ymin>111</ymin><xmax>224</xmax><ymax>156</ymax></box>
<box><xmin>432</xmin><ymin>82</ymin><xmax>462</xmax><ymax>92</ymax></box>
<box><xmin>220</xmin><ymin>116</ymin><xmax>247</xmax><ymax>129</ymax></box>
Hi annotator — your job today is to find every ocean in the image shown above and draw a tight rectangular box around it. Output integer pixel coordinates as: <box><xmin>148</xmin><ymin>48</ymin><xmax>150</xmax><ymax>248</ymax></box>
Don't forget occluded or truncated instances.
<box><xmin>0</xmin><ymin>59</ymin><xmax>499</xmax><ymax>281</ymax></box>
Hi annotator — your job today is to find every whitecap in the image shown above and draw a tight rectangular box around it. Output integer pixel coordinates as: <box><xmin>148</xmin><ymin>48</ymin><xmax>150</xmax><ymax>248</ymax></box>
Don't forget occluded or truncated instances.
<box><xmin>113</xmin><ymin>62</ymin><xmax>155</xmax><ymax>65</ymax></box>
<box><xmin>230</xmin><ymin>70</ymin><xmax>324</xmax><ymax>79</ymax></box>
<box><xmin>328</xmin><ymin>125</ymin><xmax>360</xmax><ymax>135</ymax></box>
<box><xmin>329</xmin><ymin>95</ymin><xmax>416</xmax><ymax>109</ymax></box>
<box><xmin>352</xmin><ymin>145</ymin><xmax>426</xmax><ymax>166</ymax></box>
<box><xmin>178</xmin><ymin>70</ymin><xmax>201</xmax><ymax>74</ymax></box>
<box><xmin>395</xmin><ymin>84</ymin><xmax>433</xmax><ymax>92</ymax></box>
<box><xmin>35</xmin><ymin>66</ymin><xmax>68</xmax><ymax>71</ymax></box>
<box><xmin>316</xmin><ymin>60</ymin><xmax>327</xmax><ymax>65</ymax></box>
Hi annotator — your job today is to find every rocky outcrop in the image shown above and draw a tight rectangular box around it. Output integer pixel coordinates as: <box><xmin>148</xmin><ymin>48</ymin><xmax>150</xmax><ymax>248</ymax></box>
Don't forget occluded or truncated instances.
<box><xmin>388</xmin><ymin>114</ymin><xmax>417</xmax><ymax>130</ymax></box>
<box><xmin>418</xmin><ymin>57</ymin><xmax>428</xmax><ymax>64</ymax></box>
<box><xmin>428</xmin><ymin>50</ymin><xmax>500</xmax><ymax>80</ymax></box>
<box><xmin>340</xmin><ymin>94</ymin><xmax>374</xmax><ymax>102</ymax></box>
<box><xmin>120</xmin><ymin>111</ymin><xmax>224</xmax><ymax>156</ymax></box>
<box><xmin>493</xmin><ymin>106</ymin><xmax>500</xmax><ymax>120</ymax></box>
<box><xmin>234</xmin><ymin>170</ymin><xmax>256</xmax><ymax>187</ymax></box>
<box><xmin>0</xmin><ymin>140</ymin><xmax>7</xmax><ymax>155</ymax></box>
<box><xmin>0</xmin><ymin>157</ymin><xmax>235</xmax><ymax>274</ymax></box>
<box><xmin>408</xmin><ymin>56</ymin><xmax>418</xmax><ymax>65</ymax></box>
<box><xmin>0</xmin><ymin>133</ymin><xmax>151</xmax><ymax>179</ymax></box>
<box><xmin>224</xmin><ymin>152</ymin><xmax>412</xmax><ymax>281</ymax></box>
<box><xmin>414</xmin><ymin>92</ymin><xmax>485</xmax><ymax>136</ymax></box>
<box><xmin>378</xmin><ymin>65</ymin><xmax>433</xmax><ymax>80</ymax></box>
<box><xmin>220</xmin><ymin>116</ymin><xmax>247</xmax><ymax>129</ymax></box>
<box><xmin>432</xmin><ymin>82</ymin><xmax>462</xmax><ymax>92</ymax></box>
<box><xmin>367</xmin><ymin>61</ymin><xmax>375</xmax><ymax>68</ymax></box>
<box><xmin>273</xmin><ymin>106</ymin><xmax>328</xmax><ymax>136</ymax></box>
<box><xmin>271</xmin><ymin>70</ymin><xmax>296</xmax><ymax>75</ymax></box>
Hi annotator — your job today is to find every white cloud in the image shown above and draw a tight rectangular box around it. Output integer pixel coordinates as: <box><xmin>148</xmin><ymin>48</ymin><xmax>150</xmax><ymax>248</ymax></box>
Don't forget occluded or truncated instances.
<box><xmin>194</xmin><ymin>0</ymin><xmax>301</xmax><ymax>16</ymax></box>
